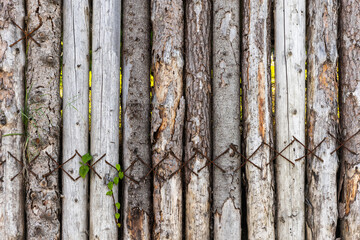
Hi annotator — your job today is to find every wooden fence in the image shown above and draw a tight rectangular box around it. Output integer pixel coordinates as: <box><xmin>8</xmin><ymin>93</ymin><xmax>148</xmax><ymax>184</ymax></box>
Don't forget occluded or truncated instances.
<box><xmin>0</xmin><ymin>0</ymin><xmax>359</xmax><ymax>239</ymax></box>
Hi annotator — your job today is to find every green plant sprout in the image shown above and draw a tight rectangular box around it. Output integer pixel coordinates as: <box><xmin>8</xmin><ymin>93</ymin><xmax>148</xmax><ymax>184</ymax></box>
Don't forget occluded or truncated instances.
<box><xmin>106</xmin><ymin>163</ymin><xmax>124</xmax><ymax>228</ymax></box>
<box><xmin>79</xmin><ymin>153</ymin><xmax>93</xmax><ymax>178</ymax></box>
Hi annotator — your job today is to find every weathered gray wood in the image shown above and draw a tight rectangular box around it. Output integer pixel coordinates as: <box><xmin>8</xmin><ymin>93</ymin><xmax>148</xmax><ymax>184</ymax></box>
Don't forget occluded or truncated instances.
<box><xmin>184</xmin><ymin>0</ymin><xmax>211</xmax><ymax>239</ymax></box>
<box><xmin>213</xmin><ymin>1</ymin><xmax>241</xmax><ymax>239</ymax></box>
<box><xmin>62</xmin><ymin>0</ymin><xmax>90</xmax><ymax>239</ymax></box>
<box><xmin>151</xmin><ymin>0</ymin><xmax>185</xmax><ymax>239</ymax></box>
<box><xmin>90</xmin><ymin>0</ymin><xmax>121</xmax><ymax>239</ymax></box>
<box><xmin>274</xmin><ymin>0</ymin><xmax>306</xmax><ymax>239</ymax></box>
<box><xmin>306</xmin><ymin>0</ymin><xmax>339</xmax><ymax>239</ymax></box>
<box><xmin>122</xmin><ymin>0</ymin><xmax>151</xmax><ymax>239</ymax></box>
<box><xmin>0</xmin><ymin>1</ymin><xmax>26</xmax><ymax>238</ymax></box>
<box><xmin>339</xmin><ymin>1</ymin><xmax>360</xmax><ymax>239</ymax></box>
<box><xmin>242</xmin><ymin>0</ymin><xmax>275</xmax><ymax>239</ymax></box>
<box><xmin>25</xmin><ymin>0</ymin><xmax>62</xmax><ymax>239</ymax></box>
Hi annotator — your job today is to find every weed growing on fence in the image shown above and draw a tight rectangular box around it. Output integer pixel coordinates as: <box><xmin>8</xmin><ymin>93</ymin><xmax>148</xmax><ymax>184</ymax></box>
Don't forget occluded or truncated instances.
<box><xmin>106</xmin><ymin>163</ymin><xmax>124</xmax><ymax>228</ymax></box>
<box><xmin>79</xmin><ymin>152</ymin><xmax>92</xmax><ymax>178</ymax></box>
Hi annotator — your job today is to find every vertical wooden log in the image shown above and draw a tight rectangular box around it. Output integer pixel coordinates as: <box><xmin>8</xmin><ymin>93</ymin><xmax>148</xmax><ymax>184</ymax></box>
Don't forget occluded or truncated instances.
<box><xmin>122</xmin><ymin>0</ymin><xmax>151</xmax><ymax>239</ymax></box>
<box><xmin>151</xmin><ymin>0</ymin><xmax>185</xmax><ymax>239</ymax></box>
<box><xmin>339</xmin><ymin>1</ymin><xmax>360</xmax><ymax>239</ymax></box>
<box><xmin>0</xmin><ymin>0</ymin><xmax>26</xmax><ymax>238</ymax></box>
<box><xmin>184</xmin><ymin>0</ymin><xmax>211</xmax><ymax>239</ymax></box>
<box><xmin>62</xmin><ymin>0</ymin><xmax>90</xmax><ymax>239</ymax></box>
<box><xmin>306</xmin><ymin>0</ymin><xmax>339</xmax><ymax>239</ymax></box>
<box><xmin>242</xmin><ymin>0</ymin><xmax>275</xmax><ymax>239</ymax></box>
<box><xmin>213</xmin><ymin>0</ymin><xmax>241</xmax><ymax>239</ymax></box>
<box><xmin>274</xmin><ymin>0</ymin><xmax>306</xmax><ymax>239</ymax></box>
<box><xmin>25</xmin><ymin>0</ymin><xmax>62</xmax><ymax>239</ymax></box>
<box><xmin>90</xmin><ymin>0</ymin><xmax>121</xmax><ymax>239</ymax></box>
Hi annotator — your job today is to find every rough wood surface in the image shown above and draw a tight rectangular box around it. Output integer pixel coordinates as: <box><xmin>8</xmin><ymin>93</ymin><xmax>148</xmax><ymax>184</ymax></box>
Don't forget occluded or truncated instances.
<box><xmin>184</xmin><ymin>0</ymin><xmax>211</xmax><ymax>239</ymax></box>
<box><xmin>25</xmin><ymin>0</ymin><xmax>62</xmax><ymax>239</ymax></box>
<box><xmin>122</xmin><ymin>0</ymin><xmax>151</xmax><ymax>239</ymax></box>
<box><xmin>90</xmin><ymin>0</ymin><xmax>121</xmax><ymax>239</ymax></box>
<box><xmin>242</xmin><ymin>0</ymin><xmax>275</xmax><ymax>239</ymax></box>
<box><xmin>212</xmin><ymin>1</ymin><xmax>241</xmax><ymax>239</ymax></box>
<box><xmin>306</xmin><ymin>0</ymin><xmax>339</xmax><ymax>239</ymax></box>
<box><xmin>274</xmin><ymin>0</ymin><xmax>306</xmax><ymax>239</ymax></box>
<box><xmin>0</xmin><ymin>0</ymin><xmax>26</xmax><ymax>238</ymax></box>
<box><xmin>62</xmin><ymin>0</ymin><xmax>90</xmax><ymax>239</ymax></box>
<box><xmin>151</xmin><ymin>0</ymin><xmax>185</xmax><ymax>239</ymax></box>
<box><xmin>339</xmin><ymin>1</ymin><xmax>360</xmax><ymax>239</ymax></box>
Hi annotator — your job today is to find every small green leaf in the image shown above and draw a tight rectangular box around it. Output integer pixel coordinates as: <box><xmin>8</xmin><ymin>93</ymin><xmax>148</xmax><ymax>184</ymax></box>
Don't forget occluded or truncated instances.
<box><xmin>117</xmin><ymin>223</ymin><xmax>121</xmax><ymax>228</ymax></box>
<box><xmin>106</xmin><ymin>190</ymin><xmax>113</xmax><ymax>196</ymax></box>
<box><xmin>119</xmin><ymin>171</ymin><xmax>124</xmax><ymax>180</ymax></box>
<box><xmin>113</xmin><ymin>177</ymin><xmax>119</xmax><ymax>185</ymax></box>
<box><xmin>81</xmin><ymin>153</ymin><xmax>93</xmax><ymax>164</ymax></box>
<box><xmin>108</xmin><ymin>181</ymin><xmax>113</xmax><ymax>190</ymax></box>
<box><xmin>115</xmin><ymin>202</ymin><xmax>120</xmax><ymax>209</ymax></box>
<box><xmin>116</xmin><ymin>164</ymin><xmax>121</xmax><ymax>171</ymax></box>
<box><xmin>115</xmin><ymin>213</ymin><xmax>120</xmax><ymax>219</ymax></box>
<box><xmin>79</xmin><ymin>165</ymin><xmax>89</xmax><ymax>179</ymax></box>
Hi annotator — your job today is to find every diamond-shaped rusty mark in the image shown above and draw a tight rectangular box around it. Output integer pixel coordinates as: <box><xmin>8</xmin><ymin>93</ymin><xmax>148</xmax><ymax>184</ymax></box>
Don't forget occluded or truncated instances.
<box><xmin>74</xmin><ymin>151</ymin><xmax>105</xmax><ymax>180</ymax></box>
<box><xmin>8</xmin><ymin>151</ymin><xmax>39</xmax><ymax>181</ymax></box>
<box><xmin>105</xmin><ymin>160</ymin><xmax>139</xmax><ymax>184</ymax></box>
<box><xmin>143</xmin><ymin>152</ymin><xmax>173</xmax><ymax>182</ymax></box>
<box><xmin>263</xmin><ymin>140</ymin><xmax>295</xmax><ymax>166</ymax></box>
<box><xmin>230</xmin><ymin>143</ymin><xmax>262</xmax><ymax>172</ymax></box>
<box><xmin>294</xmin><ymin>136</ymin><xmax>325</xmax><ymax>162</ymax></box>
<box><xmin>43</xmin><ymin>152</ymin><xmax>78</xmax><ymax>181</ymax></box>
<box><xmin>329</xmin><ymin>129</ymin><xmax>360</xmax><ymax>155</ymax></box>
<box><xmin>198</xmin><ymin>148</ymin><xmax>228</xmax><ymax>173</ymax></box>
<box><xmin>10</xmin><ymin>17</ymin><xmax>42</xmax><ymax>47</ymax></box>
<box><xmin>168</xmin><ymin>150</ymin><xmax>198</xmax><ymax>179</ymax></box>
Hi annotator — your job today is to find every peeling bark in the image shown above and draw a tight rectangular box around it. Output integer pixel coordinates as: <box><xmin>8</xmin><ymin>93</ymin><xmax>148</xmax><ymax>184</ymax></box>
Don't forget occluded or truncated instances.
<box><xmin>274</xmin><ymin>0</ymin><xmax>306</xmax><ymax>239</ymax></box>
<box><xmin>185</xmin><ymin>0</ymin><xmax>211</xmax><ymax>239</ymax></box>
<box><xmin>62</xmin><ymin>0</ymin><xmax>90</xmax><ymax>239</ymax></box>
<box><xmin>122</xmin><ymin>0</ymin><xmax>151</xmax><ymax>239</ymax></box>
<box><xmin>212</xmin><ymin>1</ymin><xmax>241</xmax><ymax>239</ymax></box>
<box><xmin>242</xmin><ymin>0</ymin><xmax>275</xmax><ymax>239</ymax></box>
<box><xmin>306</xmin><ymin>0</ymin><xmax>339</xmax><ymax>239</ymax></box>
<box><xmin>0</xmin><ymin>1</ymin><xmax>26</xmax><ymax>238</ymax></box>
<box><xmin>89</xmin><ymin>0</ymin><xmax>121</xmax><ymax>239</ymax></box>
<box><xmin>151</xmin><ymin>1</ymin><xmax>185</xmax><ymax>239</ymax></box>
<box><xmin>339</xmin><ymin>1</ymin><xmax>360</xmax><ymax>239</ymax></box>
<box><xmin>25</xmin><ymin>0</ymin><xmax>62</xmax><ymax>239</ymax></box>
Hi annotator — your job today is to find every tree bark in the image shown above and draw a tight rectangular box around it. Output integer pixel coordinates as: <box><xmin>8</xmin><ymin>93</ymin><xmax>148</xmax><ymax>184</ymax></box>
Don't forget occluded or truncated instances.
<box><xmin>184</xmin><ymin>1</ymin><xmax>211</xmax><ymax>239</ymax></box>
<box><xmin>212</xmin><ymin>1</ymin><xmax>241</xmax><ymax>239</ymax></box>
<box><xmin>274</xmin><ymin>0</ymin><xmax>306</xmax><ymax>239</ymax></box>
<box><xmin>306</xmin><ymin>0</ymin><xmax>339</xmax><ymax>239</ymax></box>
<box><xmin>0</xmin><ymin>0</ymin><xmax>26</xmax><ymax>238</ymax></box>
<box><xmin>122</xmin><ymin>0</ymin><xmax>151</xmax><ymax>239</ymax></box>
<box><xmin>339</xmin><ymin>1</ymin><xmax>360</xmax><ymax>239</ymax></box>
<box><xmin>242</xmin><ymin>0</ymin><xmax>275</xmax><ymax>239</ymax></box>
<box><xmin>151</xmin><ymin>1</ymin><xmax>185</xmax><ymax>239</ymax></box>
<box><xmin>62</xmin><ymin>0</ymin><xmax>90</xmax><ymax>239</ymax></box>
<box><xmin>89</xmin><ymin>0</ymin><xmax>121</xmax><ymax>239</ymax></box>
<box><xmin>25</xmin><ymin>0</ymin><xmax>62</xmax><ymax>239</ymax></box>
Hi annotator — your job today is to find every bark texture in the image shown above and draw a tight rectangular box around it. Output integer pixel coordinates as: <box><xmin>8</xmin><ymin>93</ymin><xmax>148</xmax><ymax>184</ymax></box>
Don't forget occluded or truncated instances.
<box><xmin>212</xmin><ymin>1</ymin><xmax>241</xmax><ymax>239</ymax></box>
<box><xmin>25</xmin><ymin>0</ymin><xmax>62</xmax><ymax>239</ymax></box>
<box><xmin>339</xmin><ymin>1</ymin><xmax>360</xmax><ymax>239</ymax></box>
<box><xmin>0</xmin><ymin>0</ymin><xmax>26</xmax><ymax>238</ymax></box>
<box><xmin>185</xmin><ymin>0</ymin><xmax>211</xmax><ymax>239</ymax></box>
<box><xmin>242</xmin><ymin>0</ymin><xmax>275</xmax><ymax>239</ymax></box>
<box><xmin>151</xmin><ymin>0</ymin><xmax>185</xmax><ymax>239</ymax></box>
<box><xmin>274</xmin><ymin>0</ymin><xmax>306</xmax><ymax>239</ymax></box>
<box><xmin>306</xmin><ymin>1</ymin><xmax>339</xmax><ymax>239</ymax></box>
<box><xmin>90</xmin><ymin>0</ymin><xmax>121</xmax><ymax>239</ymax></box>
<box><xmin>122</xmin><ymin>0</ymin><xmax>151</xmax><ymax>239</ymax></box>
<box><xmin>62</xmin><ymin>0</ymin><xmax>90</xmax><ymax>239</ymax></box>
